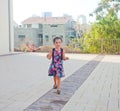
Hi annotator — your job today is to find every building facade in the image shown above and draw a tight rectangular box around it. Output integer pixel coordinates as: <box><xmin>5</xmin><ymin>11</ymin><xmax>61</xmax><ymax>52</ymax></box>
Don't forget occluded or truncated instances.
<box><xmin>14</xmin><ymin>28</ymin><xmax>43</xmax><ymax>48</ymax></box>
<box><xmin>14</xmin><ymin>16</ymin><xmax>76</xmax><ymax>49</ymax></box>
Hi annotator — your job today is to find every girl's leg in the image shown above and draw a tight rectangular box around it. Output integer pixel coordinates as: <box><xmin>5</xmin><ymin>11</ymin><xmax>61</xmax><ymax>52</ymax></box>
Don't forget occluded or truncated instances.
<box><xmin>56</xmin><ymin>76</ymin><xmax>61</xmax><ymax>94</ymax></box>
<box><xmin>53</xmin><ymin>76</ymin><xmax>57</xmax><ymax>89</ymax></box>
<box><xmin>53</xmin><ymin>76</ymin><xmax>57</xmax><ymax>85</ymax></box>
<box><xmin>57</xmin><ymin>77</ymin><xmax>61</xmax><ymax>90</ymax></box>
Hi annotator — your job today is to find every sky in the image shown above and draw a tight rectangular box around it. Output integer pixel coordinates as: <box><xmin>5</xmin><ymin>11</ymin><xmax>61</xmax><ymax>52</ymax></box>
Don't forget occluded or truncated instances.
<box><xmin>13</xmin><ymin>0</ymin><xmax>100</xmax><ymax>24</ymax></box>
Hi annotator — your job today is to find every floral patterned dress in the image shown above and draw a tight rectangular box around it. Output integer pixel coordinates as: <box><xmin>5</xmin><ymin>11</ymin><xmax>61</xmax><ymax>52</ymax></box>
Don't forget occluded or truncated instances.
<box><xmin>48</xmin><ymin>48</ymin><xmax>65</xmax><ymax>78</ymax></box>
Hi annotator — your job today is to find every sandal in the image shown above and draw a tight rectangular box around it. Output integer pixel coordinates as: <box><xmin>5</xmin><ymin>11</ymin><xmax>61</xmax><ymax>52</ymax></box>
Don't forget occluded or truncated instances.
<box><xmin>53</xmin><ymin>85</ymin><xmax>57</xmax><ymax>89</ymax></box>
<box><xmin>57</xmin><ymin>89</ymin><xmax>61</xmax><ymax>94</ymax></box>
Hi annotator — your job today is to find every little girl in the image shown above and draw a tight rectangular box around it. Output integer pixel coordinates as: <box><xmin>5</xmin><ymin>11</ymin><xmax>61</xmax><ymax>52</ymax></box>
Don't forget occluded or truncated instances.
<box><xmin>46</xmin><ymin>36</ymin><xmax>69</xmax><ymax>94</ymax></box>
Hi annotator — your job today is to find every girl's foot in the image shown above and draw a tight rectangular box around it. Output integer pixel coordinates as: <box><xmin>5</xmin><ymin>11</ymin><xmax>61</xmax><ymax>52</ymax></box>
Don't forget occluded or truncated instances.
<box><xmin>53</xmin><ymin>85</ymin><xmax>57</xmax><ymax>89</ymax></box>
<box><xmin>57</xmin><ymin>89</ymin><xmax>61</xmax><ymax>94</ymax></box>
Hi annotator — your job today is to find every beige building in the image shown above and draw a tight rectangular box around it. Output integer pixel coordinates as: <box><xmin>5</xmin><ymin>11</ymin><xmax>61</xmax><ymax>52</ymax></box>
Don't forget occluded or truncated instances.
<box><xmin>0</xmin><ymin>0</ymin><xmax>14</xmax><ymax>54</ymax></box>
<box><xmin>14</xmin><ymin>16</ymin><xmax>76</xmax><ymax>49</ymax></box>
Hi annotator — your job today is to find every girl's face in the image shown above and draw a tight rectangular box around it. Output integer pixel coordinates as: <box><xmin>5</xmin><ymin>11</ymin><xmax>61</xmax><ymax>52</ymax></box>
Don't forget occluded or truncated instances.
<box><xmin>54</xmin><ymin>39</ymin><xmax>62</xmax><ymax>48</ymax></box>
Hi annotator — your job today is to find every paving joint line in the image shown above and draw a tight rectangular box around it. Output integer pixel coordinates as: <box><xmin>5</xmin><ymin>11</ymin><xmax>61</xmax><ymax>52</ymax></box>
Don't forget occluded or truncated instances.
<box><xmin>0</xmin><ymin>52</ymin><xmax>24</xmax><ymax>57</ymax></box>
<box><xmin>24</xmin><ymin>54</ymin><xmax>105</xmax><ymax>111</ymax></box>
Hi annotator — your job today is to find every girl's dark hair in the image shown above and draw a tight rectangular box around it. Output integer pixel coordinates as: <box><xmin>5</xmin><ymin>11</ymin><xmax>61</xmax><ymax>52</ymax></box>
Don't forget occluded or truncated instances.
<box><xmin>53</xmin><ymin>36</ymin><xmax>63</xmax><ymax>43</ymax></box>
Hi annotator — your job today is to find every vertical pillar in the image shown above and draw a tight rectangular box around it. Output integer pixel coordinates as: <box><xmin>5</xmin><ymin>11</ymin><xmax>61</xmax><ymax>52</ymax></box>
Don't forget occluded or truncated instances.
<box><xmin>0</xmin><ymin>0</ymin><xmax>14</xmax><ymax>54</ymax></box>
<box><xmin>8</xmin><ymin>0</ymin><xmax>14</xmax><ymax>52</ymax></box>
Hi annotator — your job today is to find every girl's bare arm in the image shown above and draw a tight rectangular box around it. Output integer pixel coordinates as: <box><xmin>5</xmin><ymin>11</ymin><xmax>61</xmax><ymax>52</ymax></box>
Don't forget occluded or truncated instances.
<box><xmin>46</xmin><ymin>49</ymin><xmax>52</xmax><ymax>60</ymax></box>
<box><xmin>62</xmin><ymin>50</ymin><xmax>69</xmax><ymax>60</ymax></box>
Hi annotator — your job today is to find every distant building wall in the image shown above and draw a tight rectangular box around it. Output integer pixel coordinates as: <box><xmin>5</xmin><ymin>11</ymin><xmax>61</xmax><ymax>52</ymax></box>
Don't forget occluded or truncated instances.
<box><xmin>14</xmin><ymin>28</ymin><xmax>43</xmax><ymax>48</ymax></box>
<box><xmin>14</xmin><ymin>21</ymin><xmax>75</xmax><ymax>47</ymax></box>
<box><xmin>31</xmin><ymin>24</ymin><xmax>40</xmax><ymax>28</ymax></box>
<box><xmin>14</xmin><ymin>17</ymin><xmax>76</xmax><ymax>47</ymax></box>
<box><xmin>43</xmin><ymin>24</ymin><xmax>66</xmax><ymax>46</ymax></box>
<box><xmin>0</xmin><ymin>0</ymin><xmax>14</xmax><ymax>54</ymax></box>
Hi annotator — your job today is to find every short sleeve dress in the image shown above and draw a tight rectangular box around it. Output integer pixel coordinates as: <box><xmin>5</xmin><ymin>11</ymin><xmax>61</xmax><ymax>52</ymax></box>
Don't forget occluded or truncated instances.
<box><xmin>48</xmin><ymin>48</ymin><xmax>65</xmax><ymax>78</ymax></box>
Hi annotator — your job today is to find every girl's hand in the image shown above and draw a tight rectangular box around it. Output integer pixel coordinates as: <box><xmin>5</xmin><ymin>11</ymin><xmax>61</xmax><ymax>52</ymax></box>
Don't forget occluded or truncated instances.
<box><xmin>62</xmin><ymin>50</ymin><xmax>69</xmax><ymax>60</ymax></box>
<box><xmin>46</xmin><ymin>54</ymin><xmax>50</xmax><ymax>59</ymax></box>
<box><xmin>65</xmin><ymin>57</ymin><xmax>69</xmax><ymax>60</ymax></box>
<box><xmin>63</xmin><ymin>57</ymin><xmax>69</xmax><ymax>60</ymax></box>
<box><xmin>46</xmin><ymin>50</ymin><xmax>52</xmax><ymax>60</ymax></box>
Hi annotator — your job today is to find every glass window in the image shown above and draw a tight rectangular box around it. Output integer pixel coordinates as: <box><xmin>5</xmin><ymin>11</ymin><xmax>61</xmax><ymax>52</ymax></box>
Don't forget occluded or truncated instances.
<box><xmin>27</xmin><ymin>24</ymin><xmax>32</xmax><ymax>28</ymax></box>
<box><xmin>45</xmin><ymin>35</ymin><xmax>49</xmax><ymax>42</ymax></box>
<box><xmin>18</xmin><ymin>35</ymin><xmax>25</xmax><ymax>38</ymax></box>
<box><xmin>18</xmin><ymin>35</ymin><xmax>25</xmax><ymax>41</ymax></box>
<box><xmin>50</xmin><ymin>25</ymin><xmax>58</xmax><ymax>27</ymax></box>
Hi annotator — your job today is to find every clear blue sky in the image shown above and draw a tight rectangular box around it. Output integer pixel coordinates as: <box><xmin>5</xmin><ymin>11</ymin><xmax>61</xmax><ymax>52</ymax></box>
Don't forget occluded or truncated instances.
<box><xmin>13</xmin><ymin>0</ymin><xmax>100</xmax><ymax>24</ymax></box>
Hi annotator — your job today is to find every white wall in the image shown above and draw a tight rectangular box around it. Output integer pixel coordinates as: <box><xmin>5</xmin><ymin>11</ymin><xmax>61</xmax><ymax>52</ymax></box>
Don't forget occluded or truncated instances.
<box><xmin>32</xmin><ymin>24</ymin><xmax>39</xmax><ymax>28</ymax></box>
<box><xmin>0</xmin><ymin>0</ymin><xmax>14</xmax><ymax>54</ymax></box>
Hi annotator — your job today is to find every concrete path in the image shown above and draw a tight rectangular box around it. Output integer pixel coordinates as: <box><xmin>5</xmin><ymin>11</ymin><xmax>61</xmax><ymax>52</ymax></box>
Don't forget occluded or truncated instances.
<box><xmin>0</xmin><ymin>53</ymin><xmax>96</xmax><ymax>111</ymax></box>
<box><xmin>24</xmin><ymin>55</ymin><xmax>104</xmax><ymax>111</ymax></box>
<box><xmin>61</xmin><ymin>55</ymin><xmax>120</xmax><ymax>111</ymax></box>
<box><xmin>0</xmin><ymin>53</ymin><xmax>119</xmax><ymax>111</ymax></box>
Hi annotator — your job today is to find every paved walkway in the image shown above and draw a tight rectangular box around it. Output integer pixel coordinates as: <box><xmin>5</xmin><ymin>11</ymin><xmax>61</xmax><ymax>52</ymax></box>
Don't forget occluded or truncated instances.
<box><xmin>24</xmin><ymin>55</ymin><xmax>104</xmax><ymax>111</ymax></box>
<box><xmin>62</xmin><ymin>54</ymin><xmax>120</xmax><ymax>111</ymax></box>
<box><xmin>0</xmin><ymin>53</ymin><xmax>120</xmax><ymax>111</ymax></box>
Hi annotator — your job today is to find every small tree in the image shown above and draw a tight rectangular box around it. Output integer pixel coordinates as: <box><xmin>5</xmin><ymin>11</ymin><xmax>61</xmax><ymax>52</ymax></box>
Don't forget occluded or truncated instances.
<box><xmin>82</xmin><ymin>0</ymin><xmax>120</xmax><ymax>53</ymax></box>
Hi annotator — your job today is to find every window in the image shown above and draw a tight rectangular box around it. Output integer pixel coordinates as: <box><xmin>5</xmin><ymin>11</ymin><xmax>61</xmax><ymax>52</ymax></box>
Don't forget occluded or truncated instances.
<box><xmin>18</xmin><ymin>35</ymin><xmax>25</xmax><ymax>41</ymax></box>
<box><xmin>27</xmin><ymin>24</ymin><xmax>32</xmax><ymax>28</ymax></box>
<box><xmin>18</xmin><ymin>35</ymin><xmax>25</xmax><ymax>38</ymax></box>
<box><xmin>39</xmin><ymin>24</ymin><xmax>43</xmax><ymax>29</ymax></box>
<box><xmin>50</xmin><ymin>25</ymin><xmax>58</xmax><ymax>27</ymax></box>
<box><xmin>38</xmin><ymin>34</ymin><xmax>43</xmax><ymax>38</ymax></box>
<box><xmin>45</xmin><ymin>35</ymin><xmax>49</xmax><ymax>42</ymax></box>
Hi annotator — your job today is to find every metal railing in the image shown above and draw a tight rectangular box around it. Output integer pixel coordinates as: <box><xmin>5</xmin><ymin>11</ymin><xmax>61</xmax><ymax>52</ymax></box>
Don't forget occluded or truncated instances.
<box><xmin>14</xmin><ymin>37</ymin><xmax>120</xmax><ymax>54</ymax></box>
<box><xmin>68</xmin><ymin>38</ymin><xmax>120</xmax><ymax>54</ymax></box>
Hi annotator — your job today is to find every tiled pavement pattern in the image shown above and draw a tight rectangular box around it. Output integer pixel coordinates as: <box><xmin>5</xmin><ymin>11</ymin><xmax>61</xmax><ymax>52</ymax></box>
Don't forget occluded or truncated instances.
<box><xmin>24</xmin><ymin>55</ymin><xmax>104</xmax><ymax>111</ymax></box>
<box><xmin>0</xmin><ymin>52</ymin><xmax>22</xmax><ymax>57</ymax></box>
<box><xmin>0</xmin><ymin>53</ymin><xmax>120</xmax><ymax>111</ymax></box>
<box><xmin>61</xmin><ymin>55</ymin><xmax>120</xmax><ymax>111</ymax></box>
<box><xmin>0</xmin><ymin>53</ymin><xmax>96</xmax><ymax>111</ymax></box>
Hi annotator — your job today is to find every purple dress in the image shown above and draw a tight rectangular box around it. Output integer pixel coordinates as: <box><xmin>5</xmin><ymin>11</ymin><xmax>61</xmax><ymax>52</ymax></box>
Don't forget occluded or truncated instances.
<box><xmin>48</xmin><ymin>48</ymin><xmax>65</xmax><ymax>78</ymax></box>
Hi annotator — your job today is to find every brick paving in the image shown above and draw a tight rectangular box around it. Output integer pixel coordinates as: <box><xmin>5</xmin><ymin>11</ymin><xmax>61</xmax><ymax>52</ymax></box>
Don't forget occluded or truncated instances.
<box><xmin>0</xmin><ymin>53</ymin><xmax>96</xmax><ymax>111</ymax></box>
<box><xmin>0</xmin><ymin>52</ymin><xmax>23</xmax><ymax>57</ymax></box>
<box><xmin>61</xmin><ymin>55</ymin><xmax>120</xmax><ymax>111</ymax></box>
<box><xmin>23</xmin><ymin>55</ymin><xmax>104</xmax><ymax>111</ymax></box>
<box><xmin>0</xmin><ymin>53</ymin><xmax>119</xmax><ymax>111</ymax></box>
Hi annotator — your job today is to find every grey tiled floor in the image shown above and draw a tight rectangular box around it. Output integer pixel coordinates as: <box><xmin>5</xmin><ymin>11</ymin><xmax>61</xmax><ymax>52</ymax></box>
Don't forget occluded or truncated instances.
<box><xmin>0</xmin><ymin>53</ymin><xmax>119</xmax><ymax>111</ymax></box>
<box><xmin>62</xmin><ymin>55</ymin><xmax>120</xmax><ymax>111</ymax></box>
<box><xmin>24</xmin><ymin>55</ymin><xmax>104</xmax><ymax>111</ymax></box>
<box><xmin>0</xmin><ymin>53</ymin><xmax>96</xmax><ymax>111</ymax></box>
